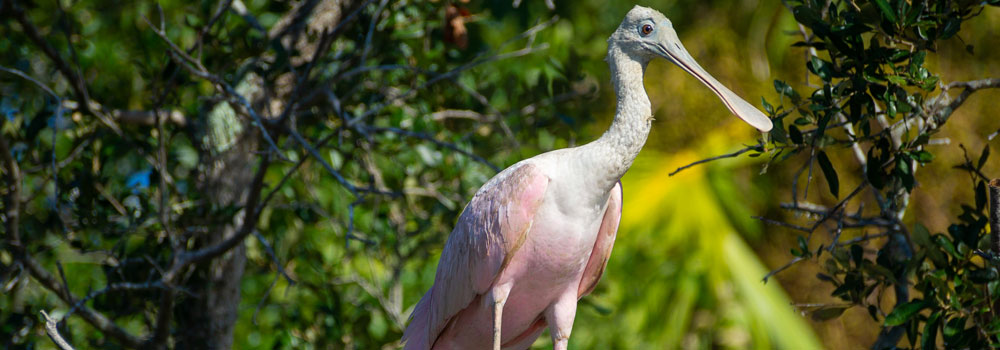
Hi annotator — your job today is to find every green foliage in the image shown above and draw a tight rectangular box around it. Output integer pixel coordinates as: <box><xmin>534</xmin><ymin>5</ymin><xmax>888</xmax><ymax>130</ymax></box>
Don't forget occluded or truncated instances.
<box><xmin>2</xmin><ymin>0</ymin><xmax>995</xmax><ymax>348</ymax></box>
<box><xmin>1</xmin><ymin>0</ymin><xmax>589</xmax><ymax>348</ymax></box>
<box><xmin>758</xmin><ymin>0</ymin><xmax>1000</xmax><ymax>347</ymax></box>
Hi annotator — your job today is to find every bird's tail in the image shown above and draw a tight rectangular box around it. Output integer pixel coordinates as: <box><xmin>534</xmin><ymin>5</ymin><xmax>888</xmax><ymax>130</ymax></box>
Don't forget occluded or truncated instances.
<box><xmin>401</xmin><ymin>287</ymin><xmax>433</xmax><ymax>350</ymax></box>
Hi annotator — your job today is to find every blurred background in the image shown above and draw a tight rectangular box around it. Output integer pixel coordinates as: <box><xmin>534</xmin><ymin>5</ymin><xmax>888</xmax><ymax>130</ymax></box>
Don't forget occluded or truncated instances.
<box><xmin>1</xmin><ymin>0</ymin><xmax>998</xmax><ymax>349</ymax></box>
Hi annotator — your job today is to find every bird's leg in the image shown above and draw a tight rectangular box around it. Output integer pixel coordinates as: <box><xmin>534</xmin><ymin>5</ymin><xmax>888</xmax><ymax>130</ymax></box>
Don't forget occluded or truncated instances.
<box><xmin>485</xmin><ymin>282</ymin><xmax>513</xmax><ymax>350</ymax></box>
<box><xmin>544</xmin><ymin>293</ymin><xmax>578</xmax><ymax>350</ymax></box>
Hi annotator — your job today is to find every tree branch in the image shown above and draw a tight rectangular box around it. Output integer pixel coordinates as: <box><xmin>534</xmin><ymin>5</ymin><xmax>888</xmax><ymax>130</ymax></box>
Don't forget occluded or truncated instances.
<box><xmin>17</xmin><ymin>253</ymin><xmax>143</xmax><ymax>347</ymax></box>
<box><xmin>170</xmin><ymin>154</ymin><xmax>271</xmax><ymax>273</ymax></box>
<box><xmin>40</xmin><ymin>310</ymin><xmax>75</xmax><ymax>350</ymax></box>
<box><xmin>369</xmin><ymin>126</ymin><xmax>499</xmax><ymax>172</ymax></box>
<box><xmin>9</xmin><ymin>0</ymin><xmax>122</xmax><ymax>134</ymax></box>
<box><xmin>0</xmin><ymin>127</ymin><xmax>22</xmax><ymax>244</ymax></box>
<box><xmin>145</xmin><ymin>17</ymin><xmax>289</xmax><ymax>161</ymax></box>
<box><xmin>929</xmin><ymin>78</ymin><xmax>1000</xmax><ymax>127</ymax></box>
<box><xmin>669</xmin><ymin>145</ymin><xmax>755</xmax><ymax>176</ymax></box>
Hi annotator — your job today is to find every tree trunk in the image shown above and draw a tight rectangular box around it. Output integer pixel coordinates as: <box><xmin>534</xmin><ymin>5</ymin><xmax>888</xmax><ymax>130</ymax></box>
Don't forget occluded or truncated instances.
<box><xmin>175</xmin><ymin>129</ymin><xmax>257</xmax><ymax>350</ymax></box>
<box><xmin>172</xmin><ymin>1</ymin><xmax>357</xmax><ymax>348</ymax></box>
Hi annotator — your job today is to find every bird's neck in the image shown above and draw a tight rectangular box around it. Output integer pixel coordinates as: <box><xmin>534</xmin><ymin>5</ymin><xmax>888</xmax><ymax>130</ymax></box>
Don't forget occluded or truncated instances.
<box><xmin>583</xmin><ymin>43</ymin><xmax>653</xmax><ymax>193</ymax></box>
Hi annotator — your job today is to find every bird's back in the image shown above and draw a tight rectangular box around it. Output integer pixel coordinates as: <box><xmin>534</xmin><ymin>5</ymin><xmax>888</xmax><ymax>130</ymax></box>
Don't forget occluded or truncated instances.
<box><xmin>403</xmin><ymin>162</ymin><xmax>550</xmax><ymax>349</ymax></box>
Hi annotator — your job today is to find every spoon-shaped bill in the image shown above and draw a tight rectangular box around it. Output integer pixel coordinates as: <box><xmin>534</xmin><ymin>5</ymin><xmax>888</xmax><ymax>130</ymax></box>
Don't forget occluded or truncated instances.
<box><xmin>654</xmin><ymin>32</ymin><xmax>773</xmax><ymax>132</ymax></box>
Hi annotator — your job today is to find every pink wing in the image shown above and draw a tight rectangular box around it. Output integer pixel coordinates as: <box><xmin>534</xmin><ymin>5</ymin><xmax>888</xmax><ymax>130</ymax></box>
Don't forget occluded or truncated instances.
<box><xmin>403</xmin><ymin>163</ymin><xmax>549</xmax><ymax>350</ymax></box>
<box><xmin>577</xmin><ymin>181</ymin><xmax>622</xmax><ymax>298</ymax></box>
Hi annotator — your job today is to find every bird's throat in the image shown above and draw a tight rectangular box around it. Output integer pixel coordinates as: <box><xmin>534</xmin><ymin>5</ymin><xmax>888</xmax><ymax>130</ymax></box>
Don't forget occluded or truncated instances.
<box><xmin>584</xmin><ymin>43</ymin><xmax>653</xmax><ymax>193</ymax></box>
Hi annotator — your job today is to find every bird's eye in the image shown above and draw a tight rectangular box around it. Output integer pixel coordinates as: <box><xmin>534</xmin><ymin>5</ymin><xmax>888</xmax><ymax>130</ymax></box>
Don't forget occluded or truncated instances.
<box><xmin>640</xmin><ymin>24</ymin><xmax>654</xmax><ymax>35</ymax></box>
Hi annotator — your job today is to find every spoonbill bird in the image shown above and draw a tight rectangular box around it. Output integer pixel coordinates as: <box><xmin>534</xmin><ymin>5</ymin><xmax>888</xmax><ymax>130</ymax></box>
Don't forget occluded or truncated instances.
<box><xmin>403</xmin><ymin>5</ymin><xmax>772</xmax><ymax>350</ymax></box>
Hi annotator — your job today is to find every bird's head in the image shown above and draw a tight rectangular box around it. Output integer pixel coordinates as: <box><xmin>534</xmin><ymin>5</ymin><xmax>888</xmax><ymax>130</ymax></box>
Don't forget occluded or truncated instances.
<box><xmin>610</xmin><ymin>5</ymin><xmax>773</xmax><ymax>132</ymax></box>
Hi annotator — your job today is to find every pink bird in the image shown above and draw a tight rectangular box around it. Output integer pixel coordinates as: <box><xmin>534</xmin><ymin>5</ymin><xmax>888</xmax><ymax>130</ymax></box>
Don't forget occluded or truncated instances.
<box><xmin>403</xmin><ymin>6</ymin><xmax>772</xmax><ymax>350</ymax></box>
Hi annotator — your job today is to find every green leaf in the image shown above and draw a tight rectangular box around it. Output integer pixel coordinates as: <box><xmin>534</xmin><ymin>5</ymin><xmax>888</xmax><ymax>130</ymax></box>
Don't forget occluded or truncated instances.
<box><xmin>909</xmin><ymin>51</ymin><xmax>927</xmax><ymax>77</ymax></box>
<box><xmin>863</xmin><ymin>70</ymin><xmax>887</xmax><ymax>83</ymax></box>
<box><xmin>789</xmin><ymin>125</ymin><xmax>804</xmax><ymax>144</ymax></box>
<box><xmin>761</xmin><ymin>97</ymin><xmax>775</xmax><ymax>115</ymax></box>
<box><xmin>850</xmin><ymin>244</ymin><xmax>864</xmax><ymax>267</ymax></box>
<box><xmin>904</xmin><ymin>1</ymin><xmax>925</xmax><ymax>26</ymax></box>
<box><xmin>943</xmin><ymin>316</ymin><xmax>967</xmax><ymax>338</ymax></box>
<box><xmin>896</xmin><ymin>156</ymin><xmax>911</xmax><ymax>175</ymax></box>
<box><xmin>792</xmin><ymin>6</ymin><xmax>829</xmax><ymax>36</ymax></box>
<box><xmin>935</xmin><ymin>235</ymin><xmax>959</xmax><ymax>259</ymax></box>
<box><xmin>817</xmin><ymin>151</ymin><xmax>839</xmax><ymax>197</ymax></box>
<box><xmin>884</xmin><ymin>300</ymin><xmax>929</xmax><ymax>327</ymax></box>
<box><xmin>886</xmin><ymin>75</ymin><xmax>907</xmax><ymax>85</ymax></box>
<box><xmin>912</xmin><ymin>223</ymin><xmax>932</xmax><ymax>248</ymax></box>
<box><xmin>808</xmin><ymin>56</ymin><xmax>834</xmax><ymax>81</ymax></box>
<box><xmin>913</xmin><ymin>150</ymin><xmax>934</xmax><ymax>163</ymax></box>
<box><xmin>774</xmin><ymin>79</ymin><xmax>801</xmax><ymax>103</ymax></box>
<box><xmin>940</xmin><ymin>17</ymin><xmax>961</xmax><ymax>39</ymax></box>
<box><xmin>978</xmin><ymin>144</ymin><xmax>990</xmax><ymax>170</ymax></box>
<box><xmin>873</xmin><ymin>0</ymin><xmax>899</xmax><ymax>23</ymax></box>
<box><xmin>922</xmin><ymin>311</ymin><xmax>942</xmax><ymax>350</ymax></box>
<box><xmin>811</xmin><ymin>306</ymin><xmax>849</xmax><ymax>321</ymax></box>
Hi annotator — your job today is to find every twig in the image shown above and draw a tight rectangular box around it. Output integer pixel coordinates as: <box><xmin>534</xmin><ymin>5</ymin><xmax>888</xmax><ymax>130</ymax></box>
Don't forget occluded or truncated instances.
<box><xmin>345</xmin><ymin>16</ymin><xmax>558</xmax><ymax>127</ymax></box>
<box><xmin>9</xmin><ymin>1</ymin><xmax>121</xmax><ymax>134</ymax></box>
<box><xmin>806</xmin><ymin>182</ymin><xmax>867</xmax><ymax>232</ymax></box>
<box><xmin>259</xmin><ymin>132</ymin><xmax>340</xmax><ymax>209</ymax></box>
<box><xmin>253</xmin><ymin>230</ymin><xmax>295</xmax><ymax>284</ymax></box>
<box><xmin>287</xmin><ymin>128</ymin><xmax>359</xmax><ymax>197</ymax></box>
<box><xmin>753</xmin><ymin>215</ymin><xmax>813</xmax><ymax>233</ymax></box>
<box><xmin>64</xmin><ymin>281</ymin><xmax>177</xmax><ymax>320</ymax></box>
<box><xmin>359</xmin><ymin>0</ymin><xmax>391</xmax><ymax>67</ymax></box>
<box><xmin>0</xmin><ymin>65</ymin><xmax>60</xmax><ymax>98</ymax></box>
<box><xmin>0</xmin><ymin>127</ymin><xmax>22</xmax><ymax>243</ymax></box>
<box><xmin>369</xmin><ymin>126</ymin><xmax>500</xmax><ymax>172</ymax></box>
<box><xmin>928</xmin><ymin>79</ymin><xmax>1000</xmax><ymax>127</ymax></box>
<box><xmin>145</xmin><ymin>18</ymin><xmax>288</xmax><ymax>162</ymax></box>
<box><xmin>836</xmin><ymin>232</ymin><xmax>890</xmax><ymax>247</ymax></box>
<box><xmin>169</xmin><ymin>155</ymin><xmax>271</xmax><ymax>272</ymax></box>
<box><xmin>40</xmin><ymin>310</ymin><xmax>75</xmax><ymax>350</ymax></box>
<box><xmin>763</xmin><ymin>256</ymin><xmax>805</xmax><ymax>283</ymax></box>
<box><xmin>669</xmin><ymin>146</ymin><xmax>754</xmax><ymax>176</ymax></box>
<box><xmin>17</xmin><ymin>252</ymin><xmax>143</xmax><ymax>347</ymax></box>
<box><xmin>252</xmin><ymin>273</ymin><xmax>281</xmax><ymax>325</ymax></box>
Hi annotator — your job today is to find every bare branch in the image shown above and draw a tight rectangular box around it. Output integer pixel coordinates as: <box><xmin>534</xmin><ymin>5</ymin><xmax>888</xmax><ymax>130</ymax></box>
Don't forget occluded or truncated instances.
<box><xmin>929</xmin><ymin>78</ymin><xmax>1000</xmax><ymax>127</ymax></box>
<box><xmin>836</xmin><ymin>232</ymin><xmax>890</xmax><ymax>248</ymax></box>
<box><xmin>0</xmin><ymin>65</ymin><xmax>60</xmax><ymax>99</ymax></box>
<box><xmin>17</xmin><ymin>253</ymin><xmax>143</xmax><ymax>347</ymax></box>
<box><xmin>669</xmin><ymin>146</ymin><xmax>755</xmax><ymax>176</ymax></box>
<box><xmin>753</xmin><ymin>216</ymin><xmax>812</xmax><ymax>233</ymax></box>
<box><xmin>369</xmin><ymin>126</ymin><xmax>500</xmax><ymax>172</ymax></box>
<box><xmin>170</xmin><ymin>155</ymin><xmax>272</xmax><ymax>272</ymax></box>
<box><xmin>145</xmin><ymin>18</ymin><xmax>288</xmax><ymax>161</ymax></box>
<box><xmin>9</xmin><ymin>1</ymin><xmax>122</xmax><ymax>134</ymax></box>
<box><xmin>64</xmin><ymin>281</ymin><xmax>179</xmax><ymax>320</ymax></box>
<box><xmin>40</xmin><ymin>310</ymin><xmax>75</xmax><ymax>350</ymax></box>
<box><xmin>253</xmin><ymin>230</ymin><xmax>295</xmax><ymax>284</ymax></box>
<box><xmin>0</xmin><ymin>128</ymin><xmax>22</xmax><ymax>243</ymax></box>
<box><xmin>763</xmin><ymin>256</ymin><xmax>805</xmax><ymax>283</ymax></box>
<box><xmin>288</xmin><ymin>128</ymin><xmax>359</xmax><ymax>197</ymax></box>
<box><xmin>345</xmin><ymin>16</ymin><xmax>558</xmax><ymax>127</ymax></box>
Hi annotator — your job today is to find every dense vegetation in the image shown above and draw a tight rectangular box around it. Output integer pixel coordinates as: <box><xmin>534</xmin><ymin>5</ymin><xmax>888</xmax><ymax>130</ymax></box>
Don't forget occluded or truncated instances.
<box><xmin>1</xmin><ymin>0</ymin><xmax>997</xmax><ymax>349</ymax></box>
<box><xmin>756</xmin><ymin>0</ymin><xmax>1000</xmax><ymax>347</ymax></box>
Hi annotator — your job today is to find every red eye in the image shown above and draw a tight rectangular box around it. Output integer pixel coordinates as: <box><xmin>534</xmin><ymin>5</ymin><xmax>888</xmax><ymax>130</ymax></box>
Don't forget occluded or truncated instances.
<box><xmin>641</xmin><ymin>24</ymin><xmax>653</xmax><ymax>35</ymax></box>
